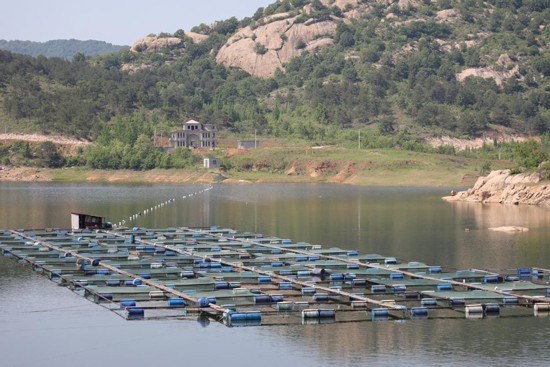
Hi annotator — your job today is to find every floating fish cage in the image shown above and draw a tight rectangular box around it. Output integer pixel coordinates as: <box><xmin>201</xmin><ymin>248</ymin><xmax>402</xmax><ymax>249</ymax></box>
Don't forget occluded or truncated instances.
<box><xmin>2</xmin><ymin>227</ymin><xmax>550</xmax><ymax>327</ymax></box>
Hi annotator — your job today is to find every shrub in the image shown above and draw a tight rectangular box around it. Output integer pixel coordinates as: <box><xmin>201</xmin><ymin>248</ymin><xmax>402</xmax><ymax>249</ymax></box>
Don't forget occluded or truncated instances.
<box><xmin>254</xmin><ymin>42</ymin><xmax>267</xmax><ymax>55</ymax></box>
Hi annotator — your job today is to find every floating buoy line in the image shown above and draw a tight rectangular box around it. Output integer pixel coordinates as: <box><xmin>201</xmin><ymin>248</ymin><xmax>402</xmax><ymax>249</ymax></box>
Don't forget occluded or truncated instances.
<box><xmin>117</xmin><ymin>185</ymin><xmax>214</xmax><ymax>227</ymax></box>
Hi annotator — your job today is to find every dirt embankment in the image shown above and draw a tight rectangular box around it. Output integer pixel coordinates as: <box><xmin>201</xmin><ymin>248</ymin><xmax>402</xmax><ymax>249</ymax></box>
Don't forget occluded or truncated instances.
<box><xmin>0</xmin><ymin>166</ymin><xmax>51</xmax><ymax>182</ymax></box>
<box><xmin>0</xmin><ymin>133</ymin><xmax>91</xmax><ymax>155</ymax></box>
<box><xmin>443</xmin><ymin>169</ymin><xmax>550</xmax><ymax>205</ymax></box>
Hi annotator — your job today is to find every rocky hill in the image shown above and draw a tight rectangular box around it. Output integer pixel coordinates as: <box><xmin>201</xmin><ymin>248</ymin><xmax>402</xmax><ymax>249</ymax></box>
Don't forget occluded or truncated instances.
<box><xmin>2</xmin><ymin>0</ymin><xmax>550</xmax><ymax>149</ymax></box>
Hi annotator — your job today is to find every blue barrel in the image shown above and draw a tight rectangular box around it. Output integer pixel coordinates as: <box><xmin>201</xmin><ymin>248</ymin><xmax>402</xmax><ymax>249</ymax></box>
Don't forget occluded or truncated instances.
<box><xmin>197</xmin><ymin>298</ymin><xmax>210</xmax><ymax>307</ymax></box>
<box><xmin>319</xmin><ymin>309</ymin><xmax>335</xmax><ymax>318</ymax></box>
<box><xmin>313</xmin><ymin>293</ymin><xmax>329</xmax><ymax>301</ymax></box>
<box><xmin>429</xmin><ymin>266</ymin><xmax>442</xmax><ymax>273</ymax></box>
<box><xmin>390</xmin><ymin>273</ymin><xmax>404</xmax><ymax>279</ymax></box>
<box><xmin>295</xmin><ymin>257</ymin><xmax>307</xmax><ymax>262</ymax></box>
<box><xmin>120</xmin><ymin>300</ymin><xmax>136</xmax><ymax>308</ymax></box>
<box><xmin>347</xmin><ymin>250</ymin><xmax>359</xmax><ymax>256</ymax></box>
<box><xmin>270</xmin><ymin>249</ymin><xmax>282</xmax><ymax>254</ymax></box>
<box><xmin>392</xmin><ymin>285</ymin><xmax>406</xmax><ymax>293</ymax></box>
<box><xmin>352</xmin><ymin>279</ymin><xmax>367</xmax><ymax>286</ymax></box>
<box><xmin>230</xmin><ymin>313</ymin><xmax>246</xmax><ymax>321</ymax></box>
<box><xmin>484</xmin><ymin>275</ymin><xmax>499</xmax><ymax>283</ymax></box>
<box><xmin>168</xmin><ymin>299</ymin><xmax>186</xmax><ymax>307</ymax></box>
<box><xmin>229</xmin><ymin>282</ymin><xmax>241</xmax><ymax>288</ymax></box>
<box><xmin>449</xmin><ymin>297</ymin><xmax>465</xmax><ymax>306</ymax></box>
<box><xmin>98</xmin><ymin>293</ymin><xmax>113</xmax><ymax>302</ymax></box>
<box><xmin>309</xmin><ymin>256</ymin><xmax>320</xmax><ymax>261</ymax></box>
<box><xmin>211</xmin><ymin>247</ymin><xmax>221</xmax><ymax>252</ymax></box>
<box><xmin>271</xmin><ymin>262</ymin><xmax>283</xmax><ymax>267</ymax></box>
<box><xmin>215</xmin><ymin>282</ymin><xmax>229</xmax><ymax>289</ymax></box>
<box><xmin>279</xmin><ymin>270</ymin><xmax>293</xmax><ymax>276</ymax></box>
<box><xmin>132</xmin><ymin>278</ymin><xmax>142</xmax><ymax>286</ymax></box>
<box><xmin>502</xmin><ymin>297</ymin><xmax>519</xmax><ymax>305</ymax></box>
<box><xmin>254</xmin><ymin>295</ymin><xmax>271</xmax><ymax>303</ymax></box>
<box><xmin>421</xmin><ymin>298</ymin><xmax>437</xmax><ymax>306</ymax></box>
<box><xmin>137</xmin><ymin>273</ymin><xmax>151</xmax><ymax>279</ymax></box>
<box><xmin>371</xmin><ymin>308</ymin><xmax>389</xmax><ymax>317</ymax></box>
<box><xmin>403</xmin><ymin>291</ymin><xmax>418</xmax><ymax>299</ymax></box>
<box><xmin>210</xmin><ymin>226</ymin><xmax>219</xmax><ymax>230</ymax></box>
<box><xmin>127</xmin><ymin>308</ymin><xmax>144</xmax><ymax>316</ymax></box>
<box><xmin>125</xmin><ymin>281</ymin><xmax>135</xmax><ymax>286</ymax></box>
<box><xmin>282</xmin><ymin>240</ymin><xmax>292</xmax><ymax>244</ymax></box>
<box><xmin>106</xmin><ymin>280</ymin><xmax>119</xmax><ymax>286</ymax></box>
<box><xmin>221</xmin><ymin>267</ymin><xmax>234</xmax><ymax>272</ymax></box>
<box><xmin>297</xmin><ymin>271</ymin><xmax>310</xmax><ymax>277</ymax></box>
<box><xmin>97</xmin><ymin>270</ymin><xmax>109</xmax><ymax>275</ymax></box>
<box><xmin>302</xmin><ymin>309</ymin><xmax>320</xmax><ymax>318</ymax></box>
<box><xmin>277</xmin><ymin>302</ymin><xmax>293</xmax><ymax>311</ymax></box>
<box><xmin>302</xmin><ymin>287</ymin><xmax>316</xmax><ymax>295</ymax></box>
<box><xmin>385</xmin><ymin>258</ymin><xmax>397</xmax><ymax>264</ymax></box>
<box><xmin>279</xmin><ymin>282</ymin><xmax>292</xmax><ymax>290</ymax></box>
<box><xmin>437</xmin><ymin>284</ymin><xmax>452</xmax><ymax>291</ymax></box>
<box><xmin>347</xmin><ymin>264</ymin><xmax>359</xmax><ymax>269</ymax></box>
<box><xmin>484</xmin><ymin>303</ymin><xmax>500</xmax><ymax>313</ymax></box>
<box><xmin>517</xmin><ymin>268</ymin><xmax>530</xmax><ymax>275</ymax></box>
<box><xmin>210</xmin><ymin>263</ymin><xmax>222</xmax><ymax>269</ymax></box>
<box><xmin>411</xmin><ymin>307</ymin><xmax>428</xmax><ymax>317</ymax></box>
<box><xmin>91</xmin><ymin>259</ymin><xmax>100</xmax><ymax>266</ymax></box>
<box><xmin>270</xmin><ymin>294</ymin><xmax>284</xmax><ymax>302</ymax></box>
<box><xmin>371</xmin><ymin>285</ymin><xmax>386</xmax><ymax>293</ymax></box>
<box><xmin>245</xmin><ymin>311</ymin><xmax>262</xmax><ymax>320</ymax></box>
<box><xmin>330</xmin><ymin>273</ymin><xmax>344</xmax><ymax>281</ymax></box>
<box><xmin>258</xmin><ymin>276</ymin><xmax>272</xmax><ymax>283</ymax></box>
<box><xmin>128</xmin><ymin>235</ymin><xmax>135</xmax><ymax>244</ymax></box>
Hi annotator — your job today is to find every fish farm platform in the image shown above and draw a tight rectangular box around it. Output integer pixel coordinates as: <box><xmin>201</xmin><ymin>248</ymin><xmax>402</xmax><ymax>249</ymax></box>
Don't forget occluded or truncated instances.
<box><xmin>2</xmin><ymin>227</ymin><xmax>550</xmax><ymax>327</ymax></box>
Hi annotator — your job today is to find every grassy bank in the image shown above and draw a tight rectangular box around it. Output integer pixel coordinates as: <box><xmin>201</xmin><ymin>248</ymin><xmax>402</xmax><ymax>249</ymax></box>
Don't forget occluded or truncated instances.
<box><xmin>2</xmin><ymin>146</ymin><xmax>512</xmax><ymax>187</ymax></box>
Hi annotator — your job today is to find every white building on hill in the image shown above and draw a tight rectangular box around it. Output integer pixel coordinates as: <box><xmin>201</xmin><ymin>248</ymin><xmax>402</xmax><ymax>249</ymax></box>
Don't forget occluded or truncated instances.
<box><xmin>169</xmin><ymin>120</ymin><xmax>217</xmax><ymax>149</ymax></box>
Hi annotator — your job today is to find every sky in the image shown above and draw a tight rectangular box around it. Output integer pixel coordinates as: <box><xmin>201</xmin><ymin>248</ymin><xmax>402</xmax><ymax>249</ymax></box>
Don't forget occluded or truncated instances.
<box><xmin>1</xmin><ymin>0</ymin><xmax>274</xmax><ymax>46</ymax></box>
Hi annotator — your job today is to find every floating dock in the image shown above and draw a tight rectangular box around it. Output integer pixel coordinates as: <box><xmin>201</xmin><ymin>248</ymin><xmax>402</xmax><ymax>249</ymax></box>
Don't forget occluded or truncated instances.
<box><xmin>2</xmin><ymin>227</ymin><xmax>550</xmax><ymax>326</ymax></box>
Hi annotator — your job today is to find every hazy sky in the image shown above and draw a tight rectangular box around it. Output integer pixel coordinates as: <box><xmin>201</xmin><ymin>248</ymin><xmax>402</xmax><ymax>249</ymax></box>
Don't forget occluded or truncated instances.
<box><xmin>1</xmin><ymin>0</ymin><xmax>274</xmax><ymax>46</ymax></box>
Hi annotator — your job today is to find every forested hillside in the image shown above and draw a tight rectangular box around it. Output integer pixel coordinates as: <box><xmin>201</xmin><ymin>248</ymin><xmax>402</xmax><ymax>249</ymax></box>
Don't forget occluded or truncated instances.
<box><xmin>1</xmin><ymin>0</ymin><xmax>550</xmax><ymax>150</ymax></box>
<box><xmin>0</xmin><ymin>39</ymin><xmax>128</xmax><ymax>59</ymax></box>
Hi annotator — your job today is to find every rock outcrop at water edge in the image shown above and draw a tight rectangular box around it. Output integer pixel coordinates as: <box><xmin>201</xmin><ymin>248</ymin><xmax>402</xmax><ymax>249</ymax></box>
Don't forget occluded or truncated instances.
<box><xmin>443</xmin><ymin>169</ymin><xmax>550</xmax><ymax>205</ymax></box>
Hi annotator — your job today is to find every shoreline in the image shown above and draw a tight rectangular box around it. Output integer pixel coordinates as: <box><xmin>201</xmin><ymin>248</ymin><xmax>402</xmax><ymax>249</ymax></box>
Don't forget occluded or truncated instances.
<box><xmin>0</xmin><ymin>165</ymin><xmax>479</xmax><ymax>188</ymax></box>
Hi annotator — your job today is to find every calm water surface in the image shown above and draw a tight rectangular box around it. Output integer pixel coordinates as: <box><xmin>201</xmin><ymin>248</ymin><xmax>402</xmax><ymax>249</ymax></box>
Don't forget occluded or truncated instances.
<box><xmin>1</xmin><ymin>183</ymin><xmax>549</xmax><ymax>367</ymax></box>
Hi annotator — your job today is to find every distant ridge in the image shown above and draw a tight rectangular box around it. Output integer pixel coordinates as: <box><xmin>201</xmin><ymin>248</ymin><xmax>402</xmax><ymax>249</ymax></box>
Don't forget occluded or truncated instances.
<box><xmin>0</xmin><ymin>39</ymin><xmax>129</xmax><ymax>59</ymax></box>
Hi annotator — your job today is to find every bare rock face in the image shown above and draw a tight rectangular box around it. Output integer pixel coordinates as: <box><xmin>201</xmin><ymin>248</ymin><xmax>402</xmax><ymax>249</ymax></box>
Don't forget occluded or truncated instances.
<box><xmin>457</xmin><ymin>65</ymin><xmax>519</xmax><ymax>86</ymax></box>
<box><xmin>130</xmin><ymin>36</ymin><xmax>185</xmax><ymax>53</ymax></box>
<box><xmin>184</xmin><ymin>31</ymin><xmax>209</xmax><ymax>44</ymax></box>
<box><xmin>443</xmin><ymin>170</ymin><xmax>550</xmax><ymax>205</ymax></box>
<box><xmin>216</xmin><ymin>17</ymin><xmax>337</xmax><ymax>78</ymax></box>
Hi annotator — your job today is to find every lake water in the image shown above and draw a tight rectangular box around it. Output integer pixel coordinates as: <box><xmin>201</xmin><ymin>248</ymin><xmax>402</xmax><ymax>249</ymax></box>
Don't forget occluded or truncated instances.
<box><xmin>1</xmin><ymin>182</ymin><xmax>550</xmax><ymax>367</ymax></box>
